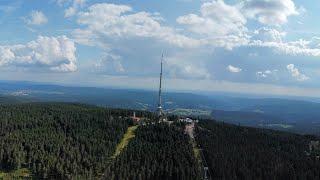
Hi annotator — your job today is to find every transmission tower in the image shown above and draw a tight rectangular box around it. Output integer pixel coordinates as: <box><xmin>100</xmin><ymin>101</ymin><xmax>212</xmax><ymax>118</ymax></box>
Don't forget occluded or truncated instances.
<box><xmin>157</xmin><ymin>53</ymin><xmax>166</xmax><ymax>121</ymax></box>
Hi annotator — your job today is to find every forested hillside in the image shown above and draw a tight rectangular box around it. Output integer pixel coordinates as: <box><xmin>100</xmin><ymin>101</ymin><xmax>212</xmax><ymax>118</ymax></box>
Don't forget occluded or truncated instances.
<box><xmin>0</xmin><ymin>96</ymin><xmax>21</xmax><ymax>104</ymax></box>
<box><xmin>1</xmin><ymin>102</ymin><xmax>320</xmax><ymax>180</ymax></box>
<box><xmin>196</xmin><ymin>120</ymin><xmax>320</xmax><ymax>179</ymax></box>
<box><xmin>104</xmin><ymin>123</ymin><xmax>200</xmax><ymax>180</ymax></box>
<box><xmin>0</xmin><ymin>103</ymin><xmax>142</xmax><ymax>179</ymax></box>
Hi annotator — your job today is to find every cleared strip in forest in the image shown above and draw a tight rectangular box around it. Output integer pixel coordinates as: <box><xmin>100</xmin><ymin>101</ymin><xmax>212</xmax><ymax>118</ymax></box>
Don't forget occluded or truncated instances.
<box><xmin>185</xmin><ymin>123</ymin><xmax>202</xmax><ymax>168</ymax></box>
<box><xmin>185</xmin><ymin>123</ymin><xmax>212</xmax><ymax>180</ymax></box>
<box><xmin>112</xmin><ymin>125</ymin><xmax>138</xmax><ymax>158</ymax></box>
<box><xmin>0</xmin><ymin>168</ymin><xmax>31</xmax><ymax>179</ymax></box>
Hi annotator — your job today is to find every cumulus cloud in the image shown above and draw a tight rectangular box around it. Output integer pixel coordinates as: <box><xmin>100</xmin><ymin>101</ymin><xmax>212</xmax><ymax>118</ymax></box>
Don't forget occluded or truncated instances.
<box><xmin>286</xmin><ymin>64</ymin><xmax>309</xmax><ymax>81</ymax></box>
<box><xmin>175</xmin><ymin>0</ymin><xmax>316</xmax><ymax>54</ymax></box>
<box><xmin>94</xmin><ymin>53</ymin><xmax>125</xmax><ymax>74</ymax></box>
<box><xmin>177</xmin><ymin>0</ymin><xmax>249</xmax><ymax>49</ymax></box>
<box><xmin>0</xmin><ymin>36</ymin><xmax>77</xmax><ymax>72</ymax></box>
<box><xmin>65</xmin><ymin>7</ymin><xmax>77</xmax><ymax>17</ymax></box>
<box><xmin>252</xmin><ymin>27</ymin><xmax>286</xmax><ymax>42</ymax></box>
<box><xmin>73</xmin><ymin>3</ymin><xmax>200</xmax><ymax>48</ymax></box>
<box><xmin>72</xmin><ymin>1</ymin><xmax>319</xmax><ymax>57</ymax></box>
<box><xmin>25</xmin><ymin>11</ymin><xmax>48</xmax><ymax>25</ymax></box>
<box><xmin>242</xmin><ymin>0</ymin><xmax>299</xmax><ymax>25</ymax></box>
<box><xmin>177</xmin><ymin>0</ymin><xmax>246</xmax><ymax>36</ymax></box>
<box><xmin>64</xmin><ymin>0</ymin><xmax>86</xmax><ymax>17</ymax></box>
<box><xmin>165</xmin><ymin>54</ymin><xmax>211</xmax><ymax>79</ymax></box>
<box><xmin>227</xmin><ymin>65</ymin><xmax>242</xmax><ymax>73</ymax></box>
<box><xmin>55</xmin><ymin>0</ymin><xmax>86</xmax><ymax>17</ymax></box>
<box><xmin>66</xmin><ymin>1</ymin><xmax>319</xmax><ymax>81</ymax></box>
<box><xmin>250</xmin><ymin>28</ymin><xmax>320</xmax><ymax>57</ymax></box>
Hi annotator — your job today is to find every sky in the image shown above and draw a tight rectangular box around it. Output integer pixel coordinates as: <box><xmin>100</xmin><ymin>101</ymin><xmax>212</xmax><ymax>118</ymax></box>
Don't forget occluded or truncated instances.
<box><xmin>1</xmin><ymin>0</ymin><xmax>320</xmax><ymax>97</ymax></box>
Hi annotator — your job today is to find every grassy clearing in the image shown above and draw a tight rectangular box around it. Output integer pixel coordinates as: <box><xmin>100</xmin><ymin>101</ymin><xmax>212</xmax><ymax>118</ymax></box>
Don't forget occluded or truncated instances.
<box><xmin>0</xmin><ymin>168</ymin><xmax>31</xmax><ymax>179</ymax></box>
<box><xmin>266</xmin><ymin>124</ymin><xmax>293</xmax><ymax>129</ymax></box>
<box><xmin>193</xmin><ymin>144</ymin><xmax>201</xmax><ymax>162</ymax></box>
<box><xmin>191</xmin><ymin>137</ymin><xmax>202</xmax><ymax>167</ymax></box>
<box><xmin>168</xmin><ymin>108</ymin><xmax>211</xmax><ymax>117</ymax></box>
<box><xmin>112</xmin><ymin>125</ymin><xmax>138</xmax><ymax>158</ymax></box>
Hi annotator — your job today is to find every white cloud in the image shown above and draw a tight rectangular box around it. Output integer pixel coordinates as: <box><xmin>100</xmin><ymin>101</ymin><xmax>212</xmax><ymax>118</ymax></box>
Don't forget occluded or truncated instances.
<box><xmin>175</xmin><ymin>0</ymin><xmax>318</xmax><ymax>54</ymax></box>
<box><xmin>166</xmin><ymin>54</ymin><xmax>211</xmax><ymax>79</ymax></box>
<box><xmin>74</xmin><ymin>3</ymin><xmax>200</xmax><ymax>48</ymax></box>
<box><xmin>69</xmin><ymin>1</ymin><xmax>319</xmax><ymax>82</ymax></box>
<box><xmin>242</xmin><ymin>0</ymin><xmax>299</xmax><ymax>25</ymax></box>
<box><xmin>251</xmin><ymin>40</ymin><xmax>320</xmax><ymax>57</ymax></box>
<box><xmin>256</xmin><ymin>69</ymin><xmax>278</xmax><ymax>79</ymax></box>
<box><xmin>65</xmin><ymin>7</ymin><xmax>77</xmax><ymax>17</ymax></box>
<box><xmin>249</xmin><ymin>52</ymin><xmax>258</xmax><ymax>57</ymax></box>
<box><xmin>252</xmin><ymin>27</ymin><xmax>286</xmax><ymax>42</ymax></box>
<box><xmin>64</xmin><ymin>0</ymin><xmax>86</xmax><ymax>17</ymax></box>
<box><xmin>73</xmin><ymin>0</ymin><xmax>85</xmax><ymax>6</ymax></box>
<box><xmin>0</xmin><ymin>2</ymin><xmax>21</xmax><ymax>14</ymax></box>
<box><xmin>177</xmin><ymin>0</ymin><xmax>249</xmax><ymax>49</ymax></box>
<box><xmin>0</xmin><ymin>47</ymin><xmax>15</xmax><ymax>66</ymax></box>
<box><xmin>55</xmin><ymin>0</ymin><xmax>86</xmax><ymax>17</ymax></box>
<box><xmin>286</xmin><ymin>64</ymin><xmax>309</xmax><ymax>81</ymax></box>
<box><xmin>256</xmin><ymin>71</ymin><xmax>267</xmax><ymax>78</ymax></box>
<box><xmin>72</xmin><ymin>1</ymin><xmax>312</xmax><ymax>55</ymax></box>
<box><xmin>0</xmin><ymin>36</ymin><xmax>77</xmax><ymax>72</ymax></box>
<box><xmin>56</xmin><ymin>0</ymin><xmax>68</xmax><ymax>6</ymax></box>
<box><xmin>25</xmin><ymin>11</ymin><xmax>48</xmax><ymax>25</ymax></box>
<box><xmin>94</xmin><ymin>53</ymin><xmax>125</xmax><ymax>74</ymax></box>
<box><xmin>250</xmin><ymin>28</ymin><xmax>320</xmax><ymax>57</ymax></box>
<box><xmin>56</xmin><ymin>0</ymin><xmax>85</xmax><ymax>6</ymax></box>
<box><xmin>177</xmin><ymin>0</ymin><xmax>246</xmax><ymax>36</ymax></box>
<box><xmin>227</xmin><ymin>65</ymin><xmax>242</xmax><ymax>73</ymax></box>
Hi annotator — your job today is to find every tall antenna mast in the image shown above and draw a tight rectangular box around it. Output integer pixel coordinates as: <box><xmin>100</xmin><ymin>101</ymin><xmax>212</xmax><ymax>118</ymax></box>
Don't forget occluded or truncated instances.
<box><xmin>157</xmin><ymin>53</ymin><xmax>164</xmax><ymax>118</ymax></box>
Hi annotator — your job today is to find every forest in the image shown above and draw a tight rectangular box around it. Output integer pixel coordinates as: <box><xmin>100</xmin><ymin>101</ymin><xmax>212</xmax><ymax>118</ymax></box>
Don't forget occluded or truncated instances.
<box><xmin>104</xmin><ymin>123</ymin><xmax>200</xmax><ymax>180</ymax></box>
<box><xmin>1</xmin><ymin>102</ymin><xmax>320</xmax><ymax>179</ymax></box>
<box><xmin>196</xmin><ymin>120</ymin><xmax>320</xmax><ymax>180</ymax></box>
<box><xmin>0</xmin><ymin>103</ymin><xmax>151</xmax><ymax>179</ymax></box>
<box><xmin>0</xmin><ymin>103</ymin><xmax>198</xmax><ymax>179</ymax></box>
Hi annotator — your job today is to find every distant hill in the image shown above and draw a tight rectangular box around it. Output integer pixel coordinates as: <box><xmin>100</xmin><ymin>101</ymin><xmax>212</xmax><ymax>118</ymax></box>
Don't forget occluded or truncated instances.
<box><xmin>0</xmin><ymin>95</ymin><xmax>24</xmax><ymax>104</ymax></box>
<box><xmin>211</xmin><ymin>109</ymin><xmax>284</xmax><ymax>127</ymax></box>
<box><xmin>1</xmin><ymin>80</ymin><xmax>320</xmax><ymax>135</ymax></box>
<box><xmin>0</xmin><ymin>80</ymin><xmax>225</xmax><ymax>110</ymax></box>
<box><xmin>211</xmin><ymin>109</ymin><xmax>320</xmax><ymax>135</ymax></box>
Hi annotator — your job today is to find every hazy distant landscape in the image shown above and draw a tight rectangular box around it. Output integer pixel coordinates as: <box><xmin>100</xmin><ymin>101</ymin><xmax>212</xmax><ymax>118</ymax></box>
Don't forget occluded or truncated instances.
<box><xmin>1</xmin><ymin>80</ymin><xmax>320</xmax><ymax>135</ymax></box>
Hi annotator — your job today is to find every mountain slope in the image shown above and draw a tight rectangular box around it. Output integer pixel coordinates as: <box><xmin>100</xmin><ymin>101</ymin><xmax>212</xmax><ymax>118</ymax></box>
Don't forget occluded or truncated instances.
<box><xmin>196</xmin><ymin>120</ymin><xmax>320</xmax><ymax>180</ymax></box>
<box><xmin>0</xmin><ymin>103</ymin><xmax>133</xmax><ymax>179</ymax></box>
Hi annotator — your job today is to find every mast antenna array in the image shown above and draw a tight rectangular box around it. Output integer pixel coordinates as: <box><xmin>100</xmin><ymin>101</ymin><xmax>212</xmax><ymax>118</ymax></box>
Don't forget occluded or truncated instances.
<box><xmin>157</xmin><ymin>53</ymin><xmax>165</xmax><ymax>120</ymax></box>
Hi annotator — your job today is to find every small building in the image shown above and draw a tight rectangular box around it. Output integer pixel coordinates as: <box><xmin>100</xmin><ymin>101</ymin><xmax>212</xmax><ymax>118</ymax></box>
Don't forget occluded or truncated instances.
<box><xmin>130</xmin><ymin>112</ymin><xmax>141</xmax><ymax>123</ymax></box>
<box><xmin>309</xmin><ymin>141</ymin><xmax>320</xmax><ymax>152</ymax></box>
<box><xmin>179</xmin><ymin>117</ymin><xmax>198</xmax><ymax>123</ymax></box>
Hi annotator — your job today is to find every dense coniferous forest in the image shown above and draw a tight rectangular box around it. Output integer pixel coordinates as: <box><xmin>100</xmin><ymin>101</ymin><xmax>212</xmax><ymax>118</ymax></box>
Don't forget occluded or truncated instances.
<box><xmin>104</xmin><ymin>123</ymin><xmax>201</xmax><ymax>180</ymax></box>
<box><xmin>0</xmin><ymin>103</ymin><xmax>145</xmax><ymax>179</ymax></box>
<box><xmin>2</xmin><ymin>102</ymin><xmax>320</xmax><ymax>180</ymax></box>
<box><xmin>196</xmin><ymin>120</ymin><xmax>320</xmax><ymax>180</ymax></box>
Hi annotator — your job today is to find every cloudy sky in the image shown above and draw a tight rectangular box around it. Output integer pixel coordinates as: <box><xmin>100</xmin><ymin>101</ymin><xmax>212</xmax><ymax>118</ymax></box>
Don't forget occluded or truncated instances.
<box><xmin>1</xmin><ymin>0</ymin><xmax>320</xmax><ymax>97</ymax></box>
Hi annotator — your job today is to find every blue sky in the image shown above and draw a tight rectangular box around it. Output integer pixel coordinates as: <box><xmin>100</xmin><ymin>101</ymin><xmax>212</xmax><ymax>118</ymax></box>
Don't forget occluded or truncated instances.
<box><xmin>1</xmin><ymin>0</ymin><xmax>320</xmax><ymax>97</ymax></box>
